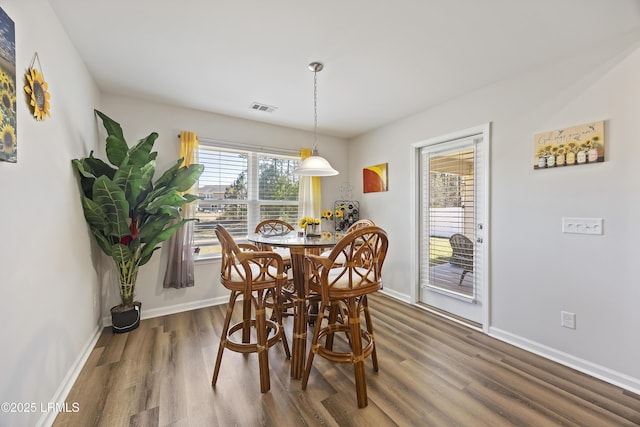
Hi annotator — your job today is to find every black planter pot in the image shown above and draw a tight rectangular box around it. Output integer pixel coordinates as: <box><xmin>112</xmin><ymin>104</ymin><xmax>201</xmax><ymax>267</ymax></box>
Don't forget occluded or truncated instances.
<box><xmin>110</xmin><ymin>301</ymin><xmax>142</xmax><ymax>334</ymax></box>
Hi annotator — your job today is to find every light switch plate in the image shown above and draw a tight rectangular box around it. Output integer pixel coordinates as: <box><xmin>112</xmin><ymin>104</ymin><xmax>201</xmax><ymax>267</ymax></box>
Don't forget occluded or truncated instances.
<box><xmin>562</xmin><ymin>217</ymin><xmax>603</xmax><ymax>235</ymax></box>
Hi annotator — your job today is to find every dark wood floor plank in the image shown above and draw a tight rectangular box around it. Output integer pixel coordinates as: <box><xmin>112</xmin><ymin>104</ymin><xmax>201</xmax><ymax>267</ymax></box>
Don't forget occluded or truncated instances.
<box><xmin>501</xmin><ymin>354</ymin><xmax>640</xmax><ymax>424</ymax></box>
<box><xmin>464</xmin><ymin>352</ymin><xmax>633</xmax><ymax>426</ymax></box>
<box><xmin>53</xmin><ymin>293</ymin><xmax>640</xmax><ymax>426</ymax></box>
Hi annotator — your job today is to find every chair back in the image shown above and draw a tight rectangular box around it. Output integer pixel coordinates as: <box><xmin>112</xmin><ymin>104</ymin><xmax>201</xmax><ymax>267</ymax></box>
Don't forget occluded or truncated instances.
<box><xmin>216</xmin><ymin>225</ymin><xmax>284</xmax><ymax>289</ymax></box>
<box><xmin>307</xmin><ymin>226</ymin><xmax>388</xmax><ymax>302</ymax></box>
<box><xmin>255</xmin><ymin>219</ymin><xmax>294</xmax><ymax>235</ymax></box>
<box><xmin>449</xmin><ymin>233</ymin><xmax>473</xmax><ymax>271</ymax></box>
<box><xmin>346</xmin><ymin>219</ymin><xmax>375</xmax><ymax>234</ymax></box>
<box><xmin>254</xmin><ymin>219</ymin><xmax>294</xmax><ymax>251</ymax></box>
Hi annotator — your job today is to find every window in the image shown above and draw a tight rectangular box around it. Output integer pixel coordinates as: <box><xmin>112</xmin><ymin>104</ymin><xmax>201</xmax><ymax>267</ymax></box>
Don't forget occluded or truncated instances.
<box><xmin>194</xmin><ymin>144</ymin><xmax>300</xmax><ymax>258</ymax></box>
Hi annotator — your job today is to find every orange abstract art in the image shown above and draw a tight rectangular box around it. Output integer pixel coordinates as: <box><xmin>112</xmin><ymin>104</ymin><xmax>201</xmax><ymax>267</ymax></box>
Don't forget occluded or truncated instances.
<box><xmin>363</xmin><ymin>163</ymin><xmax>388</xmax><ymax>193</ymax></box>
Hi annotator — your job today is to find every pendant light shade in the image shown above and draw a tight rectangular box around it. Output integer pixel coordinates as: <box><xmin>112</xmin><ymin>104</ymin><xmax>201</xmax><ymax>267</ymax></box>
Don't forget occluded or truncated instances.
<box><xmin>295</xmin><ymin>148</ymin><xmax>339</xmax><ymax>176</ymax></box>
<box><xmin>294</xmin><ymin>62</ymin><xmax>339</xmax><ymax>176</ymax></box>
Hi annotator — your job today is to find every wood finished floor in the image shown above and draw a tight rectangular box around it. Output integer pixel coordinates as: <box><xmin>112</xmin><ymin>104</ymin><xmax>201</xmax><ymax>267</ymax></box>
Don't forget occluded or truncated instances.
<box><xmin>53</xmin><ymin>293</ymin><xmax>640</xmax><ymax>426</ymax></box>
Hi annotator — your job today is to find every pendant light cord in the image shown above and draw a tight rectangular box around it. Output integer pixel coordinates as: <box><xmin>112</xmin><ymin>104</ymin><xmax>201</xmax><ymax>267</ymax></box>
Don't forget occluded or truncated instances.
<box><xmin>313</xmin><ymin>68</ymin><xmax>318</xmax><ymax>152</ymax></box>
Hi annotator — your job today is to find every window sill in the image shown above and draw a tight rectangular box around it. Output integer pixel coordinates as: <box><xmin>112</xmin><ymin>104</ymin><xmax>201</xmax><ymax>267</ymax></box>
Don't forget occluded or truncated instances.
<box><xmin>194</xmin><ymin>254</ymin><xmax>221</xmax><ymax>264</ymax></box>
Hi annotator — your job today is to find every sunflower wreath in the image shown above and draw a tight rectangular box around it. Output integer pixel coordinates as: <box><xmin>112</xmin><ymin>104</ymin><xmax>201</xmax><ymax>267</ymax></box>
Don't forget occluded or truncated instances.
<box><xmin>24</xmin><ymin>53</ymin><xmax>51</xmax><ymax>121</ymax></box>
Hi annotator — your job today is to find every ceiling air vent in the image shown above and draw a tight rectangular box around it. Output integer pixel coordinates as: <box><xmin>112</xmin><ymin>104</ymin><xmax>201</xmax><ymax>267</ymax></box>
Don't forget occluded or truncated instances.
<box><xmin>249</xmin><ymin>102</ymin><xmax>277</xmax><ymax>113</ymax></box>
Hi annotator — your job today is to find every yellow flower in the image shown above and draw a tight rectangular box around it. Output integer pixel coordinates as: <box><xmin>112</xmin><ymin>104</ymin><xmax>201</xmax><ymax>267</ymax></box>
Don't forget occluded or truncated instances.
<box><xmin>1</xmin><ymin>124</ymin><xmax>16</xmax><ymax>155</ymax></box>
<box><xmin>334</xmin><ymin>209</ymin><xmax>344</xmax><ymax>219</ymax></box>
<box><xmin>1</xmin><ymin>90</ymin><xmax>14</xmax><ymax>112</ymax></box>
<box><xmin>590</xmin><ymin>134</ymin><xmax>603</xmax><ymax>148</ymax></box>
<box><xmin>321</xmin><ymin>209</ymin><xmax>333</xmax><ymax>220</ymax></box>
<box><xmin>536</xmin><ymin>146</ymin><xmax>548</xmax><ymax>157</ymax></box>
<box><xmin>298</xmin><ymin>216</ymin><xmax>320</xmax><ymax>229</ymax></box>
<box><xmin>24</xmin><ymin>68</ymin><xmax>51</xmax><ymax>121</ymax></box>
<box><xmin>321</xmin><ymin>231</ymin><xmax>332</xmax><ymax>240</ymax></box>
<box><xmin>0</xmin><ymin>72</ymin><xmax>10</xmax><ymax>92</ymax></box>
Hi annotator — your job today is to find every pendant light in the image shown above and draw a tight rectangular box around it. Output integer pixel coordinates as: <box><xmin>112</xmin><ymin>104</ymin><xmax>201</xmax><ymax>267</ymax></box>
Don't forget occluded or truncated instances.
<box><xmin>293</xmin><ymin>62</ymin><xmax>339</xmax><ymax>176</ymax></box>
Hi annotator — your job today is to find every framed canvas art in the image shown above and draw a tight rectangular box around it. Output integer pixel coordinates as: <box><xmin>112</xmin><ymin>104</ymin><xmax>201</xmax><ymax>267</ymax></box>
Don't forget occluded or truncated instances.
<box><xmin>363</xmin><ymin>163</ymin><xmax>388</xmax><ymax>193</ymax></box>
<box><xmin>533</xmin><ymin>121</ymin><xmax>604</xmax><ymax>170</ymax></box>
<box><xmin>0</xmin><ymin>7</ymin><xmax>15</xmax><ymax>163</ymax></box>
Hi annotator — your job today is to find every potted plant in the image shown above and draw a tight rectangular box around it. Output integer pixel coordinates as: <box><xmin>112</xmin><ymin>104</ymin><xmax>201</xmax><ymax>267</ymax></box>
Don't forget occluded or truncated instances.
<box><xmin>72</xmin><ymin>110</ymin><xmax>204</xmax><ymax>333</ymax></box>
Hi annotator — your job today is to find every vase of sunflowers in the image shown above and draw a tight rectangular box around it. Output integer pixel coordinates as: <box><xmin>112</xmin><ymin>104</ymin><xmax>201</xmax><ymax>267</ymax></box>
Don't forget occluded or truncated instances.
<box><xmin>299</xmin><ymin>217</ymin><xmax>321</xmax><ymax>237</ymax></box>
<box><xmin>565</xmin><ymin>141</ymin><xmax>578</xmax><ymax>165</ymax></box>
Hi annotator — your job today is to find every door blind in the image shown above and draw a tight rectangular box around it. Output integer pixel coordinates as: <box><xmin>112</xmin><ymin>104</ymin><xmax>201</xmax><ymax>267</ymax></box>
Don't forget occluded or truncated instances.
<box><xmin>420</xmin><ymin>136</ymin><xmax>484</xmax><ymax>301</ymax></box>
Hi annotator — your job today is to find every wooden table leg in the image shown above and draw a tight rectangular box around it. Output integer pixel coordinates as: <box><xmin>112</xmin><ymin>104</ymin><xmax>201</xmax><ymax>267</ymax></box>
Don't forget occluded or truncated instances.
<box><xmin>289</xmin><ymin>247</ymin><xmax>306</xmax><ymax>379</ymax></box>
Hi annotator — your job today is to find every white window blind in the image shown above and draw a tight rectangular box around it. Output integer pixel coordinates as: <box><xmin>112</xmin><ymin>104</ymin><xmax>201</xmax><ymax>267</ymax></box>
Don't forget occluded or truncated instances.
<box><xmin>420</xmin><ymin>136</ymin><xmax>484</xmax><ymax>302</ymax></box>
<box><xmin>195</xmin><ymin>145</ymin><xmax>300</xmax><ymax>258</ymax></box>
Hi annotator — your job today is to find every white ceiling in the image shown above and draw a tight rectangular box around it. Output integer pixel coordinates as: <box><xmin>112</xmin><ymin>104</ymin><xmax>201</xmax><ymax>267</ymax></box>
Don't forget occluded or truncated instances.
<box><xmin>49</xmin><ymin>0</ymin><xmax>640</xmax><ymax>139</ymax></box>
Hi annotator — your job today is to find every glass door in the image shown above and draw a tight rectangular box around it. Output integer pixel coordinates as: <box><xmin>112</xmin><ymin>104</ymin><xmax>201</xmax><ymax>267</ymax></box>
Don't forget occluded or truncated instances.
<box><xmin>418</xmin><ymin>133</ymin><xmax>486</xmax><ymax>326</ymax></box>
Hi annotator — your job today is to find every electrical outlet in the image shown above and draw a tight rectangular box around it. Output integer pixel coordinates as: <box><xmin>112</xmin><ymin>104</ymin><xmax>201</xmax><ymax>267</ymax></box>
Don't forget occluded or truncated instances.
<box><xmin>561</xmin><ymin>311</ymin><xmax>576</xmax><ymax>329</ymax></box>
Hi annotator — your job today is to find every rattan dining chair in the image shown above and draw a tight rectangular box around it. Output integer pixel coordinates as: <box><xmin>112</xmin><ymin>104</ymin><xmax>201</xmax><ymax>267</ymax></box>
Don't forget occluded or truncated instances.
<box><xmin>211</xmin><ymin>225</ymin><xmax>290</xmax><ymax>393</ymax></box>
<box><xmin>302</xmin><ymin>226</ymin><xmax>388</xmax><ymax>407</ymax></box>
<box><xmin>254</xmin><ymin>219</ymin><xmax>296</xmax><ymax>318</ymax></box>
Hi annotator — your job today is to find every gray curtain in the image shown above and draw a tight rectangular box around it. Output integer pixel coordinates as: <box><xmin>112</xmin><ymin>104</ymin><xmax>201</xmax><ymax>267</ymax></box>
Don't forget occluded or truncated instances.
<box><xmin>163</xmin><ymin>131</ymin><xmax>198</xmax><ymax>288</ymax></box>
<box><xmin>163</xmin><ymin>210</ymin><xmax>196</xmax><ymax>288</ymax></box>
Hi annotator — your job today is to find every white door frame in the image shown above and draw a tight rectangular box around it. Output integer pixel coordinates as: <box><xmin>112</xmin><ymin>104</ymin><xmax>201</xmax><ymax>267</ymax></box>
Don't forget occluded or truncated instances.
<box><xmin>410</xmin><ymin>123</ymin><xmax>491</xmax><ymax>333</ymax></box>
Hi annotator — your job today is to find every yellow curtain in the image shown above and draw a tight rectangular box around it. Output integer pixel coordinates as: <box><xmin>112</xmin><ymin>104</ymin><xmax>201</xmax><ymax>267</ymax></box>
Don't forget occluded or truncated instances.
<box><xmin>179</xmin><ymin>131</ymin><xmax>198</xmax><ymax>168</ymax></box>
<box><xmin>298</xmin><ymin>148</ymin><xmax>321</xmax><ymax>221</ymax></box>
<box><xmin>163</xmin><ymin>131</ymin><xmax>199</xmax><ymax>289</ymax></box>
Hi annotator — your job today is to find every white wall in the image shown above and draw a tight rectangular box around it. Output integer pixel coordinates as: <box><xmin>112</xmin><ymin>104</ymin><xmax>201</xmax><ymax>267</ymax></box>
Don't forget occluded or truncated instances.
<box><xmin>98</xmin><ymin>94</ymin><xmax>349</xmax><ymax>317</ymax></box>
<box><xmin>348</xmin><ymin>30</ymin><xmax>640</xmax><ymax>390</ymax></box>
<box><xmin>0</xmin><ymin>1</ymin><xmax>101</xmax><ymax>426</ymax></box>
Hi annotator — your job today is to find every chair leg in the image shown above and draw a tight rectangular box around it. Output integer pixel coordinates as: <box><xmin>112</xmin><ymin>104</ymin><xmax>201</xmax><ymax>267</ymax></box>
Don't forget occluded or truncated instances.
<box><xmin>301</xmin><ymin>303</ymin><xmax>326</xmax><ymax>390</ymax></box>
<box><xmin>242</xmin><ymin>296</ymin><xmax>252</xmax><ymax>343</ymax></box>
<box><xmin>348</xmin><ymin>298</ymin><xmax>368</xmax><ymax>408</ymax></box>
<box><xmin>272</xmin><ymin>288</ymin><xmax>291</xmax><ymax>359</ymax></box>
<box><xmin>255</xmin><ymin>292</ymin><xmax>271</xmax><ymax>393</ymax></box>
<box><xmin>212</xmin><ymin>291</ymin><xmax>238</xmax><ymax>386</ymax></box>
<box><xmin>362</xmin><ymin>295</ymin><xmax>378</xmax><ymax>372</ymax></box>
<box><xmin>268</xmin><ymin>288</ymin><xmax>277</xmax><ymax>322</ymax></box>
<box><xmin>458</xmin><ymin>269</ymin><xmax>469</xmax><ymax>286</ymax></box>
<box><xmin>325</xmin><ymin>302</ymin><xmax>340</xmax><ymax>350</ymax></box>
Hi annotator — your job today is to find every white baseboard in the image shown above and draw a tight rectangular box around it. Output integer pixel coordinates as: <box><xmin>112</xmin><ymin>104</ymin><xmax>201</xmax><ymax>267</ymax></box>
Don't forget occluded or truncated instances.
<box><xmin>101</xmin><ymin>296</ymin><xmax>228</xmax><ymax>327</ymax></box>
<box><xmin>489</xmin><ymin>326</ymin><xmax>640</xmax><ymax>395</ymax></box>
<box><xmin>379</xmin><ymin>288</ymin><xmax>411</xmax><ymax>304</ymax></box>
<box><xmin>36</xmin><ymin>324</ymin><xmax>102</xmax><ymax>427</ymax></box>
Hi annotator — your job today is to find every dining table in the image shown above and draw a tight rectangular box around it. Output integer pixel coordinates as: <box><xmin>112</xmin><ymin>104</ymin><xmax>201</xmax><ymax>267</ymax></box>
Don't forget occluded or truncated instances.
<box><xmin>247</xmin><ymin>230</ymin><xmax>340</xmax><ymax>379</ymax></box>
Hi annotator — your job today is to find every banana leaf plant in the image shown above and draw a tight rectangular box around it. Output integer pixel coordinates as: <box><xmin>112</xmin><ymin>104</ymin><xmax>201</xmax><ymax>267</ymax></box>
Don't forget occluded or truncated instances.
<box><xmin>72</xmin><ymin>110</ymin><xmax>204</xmax><ymax>309</ymax></box>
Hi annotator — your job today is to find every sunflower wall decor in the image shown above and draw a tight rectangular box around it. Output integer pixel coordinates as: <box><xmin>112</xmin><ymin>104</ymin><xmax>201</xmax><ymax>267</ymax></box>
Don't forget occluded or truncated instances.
<box><xmin>24</xmin><ymin>52</ymin><xmax>51</xmax><ymax>121</ymax></box>
<box><xmin>0</xmin><ymin>7</ymin><xmax>16</xmax><ymax>163</ymax></box>
<box><xmin>533</xmin><ymin>121</ymin><xmax>604</xmax><ymax>170</ymax></box>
